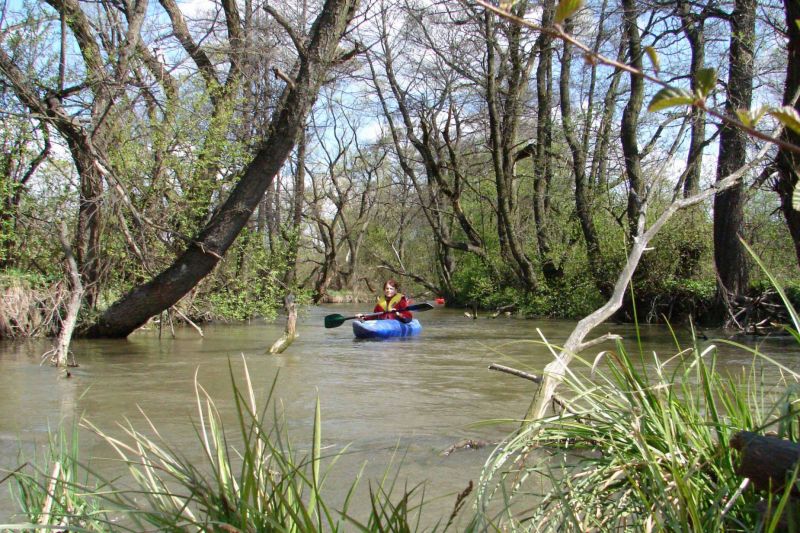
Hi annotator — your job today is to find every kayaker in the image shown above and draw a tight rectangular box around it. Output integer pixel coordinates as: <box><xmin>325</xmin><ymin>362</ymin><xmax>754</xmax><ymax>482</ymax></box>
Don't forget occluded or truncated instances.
<box><xmin>357</xmin><ymin>279</ymin><xmax>413</xmax><ymax>323</ymax></box>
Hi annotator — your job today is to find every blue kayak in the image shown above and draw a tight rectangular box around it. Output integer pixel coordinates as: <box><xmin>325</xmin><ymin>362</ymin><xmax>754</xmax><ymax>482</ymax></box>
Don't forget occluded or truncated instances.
<box><xmin>352</xmin><ymin>319</ymin><xmax>422</xmax><ymax>339</ymax></box>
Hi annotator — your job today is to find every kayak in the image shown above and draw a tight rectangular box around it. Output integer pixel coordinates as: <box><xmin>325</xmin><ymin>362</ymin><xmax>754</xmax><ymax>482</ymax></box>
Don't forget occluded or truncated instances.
<box><xmin>352</xmin><ymin>319</ymin><xmax>422</xmax><ymax>339</ymax></box>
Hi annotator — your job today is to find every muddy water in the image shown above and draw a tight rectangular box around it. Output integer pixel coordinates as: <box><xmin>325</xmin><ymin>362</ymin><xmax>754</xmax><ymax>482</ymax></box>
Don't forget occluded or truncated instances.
<box><xmin>1</xmin><ymin>305</ymin><xmax>798</xmax><ymax>527</ymax></box>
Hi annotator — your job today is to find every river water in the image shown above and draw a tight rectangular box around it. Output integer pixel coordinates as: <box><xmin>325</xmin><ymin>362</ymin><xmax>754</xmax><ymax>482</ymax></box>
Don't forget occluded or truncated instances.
<box><xmin>1</xmin><ymin>304</ymin><xmax>798</xmax><ymax>527</ymax></box>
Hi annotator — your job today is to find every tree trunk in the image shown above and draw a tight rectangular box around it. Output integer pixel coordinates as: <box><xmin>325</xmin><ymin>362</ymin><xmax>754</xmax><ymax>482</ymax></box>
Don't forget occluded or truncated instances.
<box><xmin>282</xmin><ymin>129</ymin><xmax>307</xmax><ymax>289</ymax></box>
<box><xmin>775</xmin><ymin>0</ymin><xmax>800</xmax><ymax>267</ymax></box>
<box><xmin>713</xmin><ymin>0</ymin><xmax>755</xmax><ymax>309</ymax></box>
<box><xmin>84</xmin><ymin>0</ymin><xmax>360</xmax><ymax>338</ymax></box>
<box><xmin>678</xmin><ymin>0</ymin><xmax>708</xmax><ymax>198</ymax></box>
<box><xmin>533</xmin><ymin>0</ymin><xmax>555</xmax><ymax>275</ymax></box>
<box><xmin>559</xmin><ymin>17</ymin><xmax>607</xmax><ymax>297</ymax></box>
<box><xmin>484</xmin><ymin>7</ymin><xmax>538</xmax><ymax>290</ymax></box>
<box><xmin>620</xmin><ymin>0</ymin><xmax>645</xmax><ymax>243</ymax></box>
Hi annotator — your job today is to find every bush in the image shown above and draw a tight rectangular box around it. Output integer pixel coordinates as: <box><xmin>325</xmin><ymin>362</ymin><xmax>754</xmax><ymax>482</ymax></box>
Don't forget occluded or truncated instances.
<box><xmin>195</xmin><ymin>229</ymin><xmax>286</xmax><ymax>321</ymax></box>
<box><xmin>0</xmin><ymin>269</ymin><xmax>63</xmax><ymax>338</ymax></box>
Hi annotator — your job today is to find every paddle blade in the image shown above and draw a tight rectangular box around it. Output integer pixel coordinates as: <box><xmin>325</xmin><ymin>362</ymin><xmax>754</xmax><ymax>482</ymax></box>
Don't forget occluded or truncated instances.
<box><xmin>324</xmin><ymin>314</ymin><xmax>347</xmax><ymax>328</ymax></box>
<box><xmin>407</xmin><ymin>302</ymin><xmax>435</xmax><ymax>312</ymax></box>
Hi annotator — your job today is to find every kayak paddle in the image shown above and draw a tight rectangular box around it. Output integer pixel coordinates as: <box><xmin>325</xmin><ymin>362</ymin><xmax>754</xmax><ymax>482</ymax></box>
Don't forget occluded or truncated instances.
<box><xmin>324</xmin><ymin>302</ymin><xmax>435</xmax><ymax>329</ymax></box>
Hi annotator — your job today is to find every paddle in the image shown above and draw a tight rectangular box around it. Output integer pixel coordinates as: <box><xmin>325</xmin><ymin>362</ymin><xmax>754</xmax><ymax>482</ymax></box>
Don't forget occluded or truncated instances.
<box><xmin>324</xmin><ymin>302</ymin><xmax>435</xmax><ymax>329</ymax></box>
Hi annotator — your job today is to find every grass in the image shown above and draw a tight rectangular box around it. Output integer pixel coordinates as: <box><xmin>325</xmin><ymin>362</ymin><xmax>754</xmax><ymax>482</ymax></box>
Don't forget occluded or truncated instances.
<box><xmin>471</xmin><ymin>337</ymin><xmax>800</xmax><ymax>531</ymax></box>
<box><xmin>4</xmin><ymin>357</ymin><xmax>447</xmax><ymax>532</ymax></box>
<box><xmin>462</xmin><ymin>244</ymin><xmax>800</xmax><ymax>531</ymax></box>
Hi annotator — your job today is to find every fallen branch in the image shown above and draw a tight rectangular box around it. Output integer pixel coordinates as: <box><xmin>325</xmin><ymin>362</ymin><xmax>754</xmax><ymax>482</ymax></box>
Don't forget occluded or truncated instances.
<box><xmin>488</xmin><ymin>363</ymin><xmax>542</xmax><ymax>383</ymax></box>
<box><xmin>173</xmin><ymin>307</ymin><xmax>204</xmax><ymax>337</ymax></box>
<box><xmin>525</xmin><ymin>121</ymin><xmax>781</xmax><ymax>422</ymax></box>
<box><xmin>269</xmin><ymin>295</ymin><xmax>298</xmax><ymax>354</ymax></box>
<box><xmin>43</xmin><ymin>221</ymin><xmax>83</xmax><ymax>368</ymax></box>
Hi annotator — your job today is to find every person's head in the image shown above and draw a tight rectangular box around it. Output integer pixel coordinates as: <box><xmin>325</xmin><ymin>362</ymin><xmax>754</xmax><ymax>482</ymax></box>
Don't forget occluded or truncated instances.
<box><xmin>383</xmin><ymin>279</ymin><xmax>399</xmax><ymax>298</ymax></box>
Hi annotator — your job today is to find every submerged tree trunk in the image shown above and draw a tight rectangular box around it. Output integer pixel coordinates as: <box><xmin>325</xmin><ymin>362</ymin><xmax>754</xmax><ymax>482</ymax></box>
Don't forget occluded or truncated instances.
<box><xmin>47</xmin><ymin>221</ymin><xmax>84</xmax><ymax>367</ymax></box>
<box><xmin>84</xmin><ymin>0</ymin><xmax>360</xmax><ymax>338</ymax></box>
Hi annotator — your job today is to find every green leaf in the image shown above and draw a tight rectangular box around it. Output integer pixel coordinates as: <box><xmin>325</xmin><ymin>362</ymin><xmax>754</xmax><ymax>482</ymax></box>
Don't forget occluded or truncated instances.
<box><xmin>769</xmin><ymin>105</ymin><xmax>800</xmax><ymax>135</ymax></box>
<box><xmin>555</xmin><ymin>0</ymin><xmax>583</xmax><ymax>23</ymax></box>
<box><xmin>735</xmin><ymin>109</ymin><xmax>751</xmax><ymax>127</ymax></box>
<box><xmin>793</xmin><ymin>180</ymin><xmax>800</xmax><ymax>212</ymax></box>
<box><xmin>735</xmin><ymin>106</ymin><xmax>767</xmax><ymax>128</ymax></box>
<box><xmin>647</xmin><ymin>87</ymin><xmax>694</xmax><ymax>112</ymax></box>
<box><xmin>694</xmin><ymin>68</ymin><xmax>716</xmax><ymax>97</ymax></box>
<box><xmin>645</xmin><ymin>46</ymin><xmax>660</xmax><ymax>74</ymax></box>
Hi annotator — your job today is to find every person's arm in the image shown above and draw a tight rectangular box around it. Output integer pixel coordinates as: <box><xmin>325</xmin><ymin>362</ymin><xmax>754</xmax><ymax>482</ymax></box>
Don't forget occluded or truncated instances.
<box><xmin>361</xmin><ymin>301</ymin><xmax>383</xmax><ymax>321</ymax></box>
<box><xmin>357</xmin><ymin>301</ymin><xmax>384</xmax><ymax>321</ymax></box>
<box><xmin>395</xmin><ymin>297</ymin><xmax>413</xmax><ymax>323</ymax></box>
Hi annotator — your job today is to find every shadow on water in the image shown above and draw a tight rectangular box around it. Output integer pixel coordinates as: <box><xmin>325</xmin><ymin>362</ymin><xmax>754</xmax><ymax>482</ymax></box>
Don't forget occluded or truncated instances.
<box><xmin>1</xmin><ymin>304</ymin><xmax>798</xmax><ymax>526</ymax></box>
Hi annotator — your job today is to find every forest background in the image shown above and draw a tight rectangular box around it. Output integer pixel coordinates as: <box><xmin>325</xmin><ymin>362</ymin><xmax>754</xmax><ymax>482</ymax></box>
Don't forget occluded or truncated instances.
<box><xmin>2</xmin><ymin>0</ymin><xmax>800</xmax><ymax>345</ymax></box>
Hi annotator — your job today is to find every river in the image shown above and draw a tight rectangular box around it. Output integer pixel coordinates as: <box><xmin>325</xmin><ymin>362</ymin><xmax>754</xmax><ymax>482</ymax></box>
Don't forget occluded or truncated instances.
<box><xmin>1</xmin><ymin>304</ymin><xmax>798</xmax><ymax>528</ymax></box>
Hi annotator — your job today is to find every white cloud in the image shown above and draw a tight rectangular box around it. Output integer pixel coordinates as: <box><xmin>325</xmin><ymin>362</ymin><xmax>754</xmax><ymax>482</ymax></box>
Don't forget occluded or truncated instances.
<box><xmin>177</xmin><ymin>0</ymin><xmax>216</xmax><ymax>17</ymax></box>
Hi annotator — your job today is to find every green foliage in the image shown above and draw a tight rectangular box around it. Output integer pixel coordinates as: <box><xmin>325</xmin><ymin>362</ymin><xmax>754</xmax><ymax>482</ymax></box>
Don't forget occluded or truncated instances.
<box><xmin>770</xmin><ymin>105</ymin><xmax>800</xmax><ymax>135</ymax></box>
<box><xmin>200</xmin><ymin>229</ymin><xmax>285</xmax><ymax>322</ymax></box>
<box><xmin>0</xmin><ymin>176</ymin><xmax>20</xmax><ymax>264</ymax></box>
<box><xmin>629</xmin><ymin>212</ymin><xmax>715</xmax><ymax>322</ymax></box>
<box><xmin>0</xmin><ymin>267</ymin><xmax>57</xmax><ymax>288</ymax></box>
<box><xmin>554</xmin><ymin>0</ymin><xmax>583</xmax><ymax>23</ymax></box>
<box><xmin>519</xmin><ymin>276</ymin><xmax>605</xmax><ymax>318</ymax></box>
<box><xmin>648</xmin><ymin>86</ymin><xmax>696</xmax><ymax>112</ymax></box>
<box><xmin>472</xmin><ymin>337</ymin><xmax>799</xmax><ymax>531</ymax></box>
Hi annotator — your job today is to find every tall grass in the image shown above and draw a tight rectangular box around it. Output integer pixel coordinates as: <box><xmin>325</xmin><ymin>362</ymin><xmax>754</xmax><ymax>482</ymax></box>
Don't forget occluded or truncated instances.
<box><xmin>6</xmin><ymin>424</ymin><xmax>115</xmax><ymax>531</ymax></box>
<box><xmin>0</xmin><ymin>273</ymin><xmax>63</xmax><ymax>339</ymax></box>
<box><xmin>472</xmin><ymin>338</ymin><xmax>800</xmax><ymax>531</ymax></box>
<box><xmin>7</xmin><ymin>358</ymin><xmax>441</xmax><ymax>531</ymax></box>
<box><xmin>467</xmin><ymin>243</ymin><xmax>800</xmax><ymax>531</ymax></box>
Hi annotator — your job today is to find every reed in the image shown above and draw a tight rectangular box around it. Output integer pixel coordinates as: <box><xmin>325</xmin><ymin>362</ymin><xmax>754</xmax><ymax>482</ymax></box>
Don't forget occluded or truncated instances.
<box><xmin>473</xmin><ymin>339</ymin><xmax>800</xmax><ymax>531</ymax></box>
<box><xmin>6</xmin><ymin>358</ymin><xmax>435</xmax><ymax>531</ymax></box>
<box><xmin>470</xmin><ymin>259</ymin><xmax>800</xmax><ymax>532</ymax></box>
<box><xmin>5</xmin><ymin>424</ymin><xmax>115</xmax><ymax>531</ymax></box>
<box><xmin>0</xmin><ymin>274</ymin><xmax>63</xmax><ymax>339</ymax></box>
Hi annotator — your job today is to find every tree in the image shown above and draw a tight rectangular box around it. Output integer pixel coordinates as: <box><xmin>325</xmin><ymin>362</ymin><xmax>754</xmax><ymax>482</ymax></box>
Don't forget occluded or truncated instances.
<box><xmin>84</xmin><ymin>0</ymin><xmax>360</xmax><ymax>337</ymax></box>
<box><xmin>0</xmin><ymin>0</ymin><xmax>149</xmax><ymax>306</ymax></box>
<box><xmin>620</xmin><ymin>0</ymin><xmax>646</xmax><ymax>243</ymax></box>
<box><xmin>368</xmin><ymin>4</ymin><xmax>492</xmax><ymax>296</ymax></box>
<box><xmin>713</xmin><ymin>0</ymin><xmax>756</xmax><ymax>315</ymax></box>
<box><xmin>775</xmin><ymin>0</ymin><xmax>800</xmax><ymax>266</ymax></box>
<box><xmin>559</xmin><ymin>15</ymin><xmax>607</xmax><ymax>296</ymax></box>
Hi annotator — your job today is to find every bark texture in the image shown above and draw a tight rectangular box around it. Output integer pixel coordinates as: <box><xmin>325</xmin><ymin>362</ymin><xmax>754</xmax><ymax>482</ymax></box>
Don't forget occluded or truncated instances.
<box><xmin>776</xmin><ymin>0</ymin><xmax>800</xmax><ymax>267</ymax></box>
<box><xmin>713</xmin><ymin>0</ymin><xmax>755</xmax><ymax>303</ymax></box>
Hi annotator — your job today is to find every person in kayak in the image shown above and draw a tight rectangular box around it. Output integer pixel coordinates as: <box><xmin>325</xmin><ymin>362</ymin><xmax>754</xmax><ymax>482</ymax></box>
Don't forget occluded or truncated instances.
<box><xmin>357</xmin><ymin>279</ymin><xmax>413</xmax><ymax>323</ymax></box>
